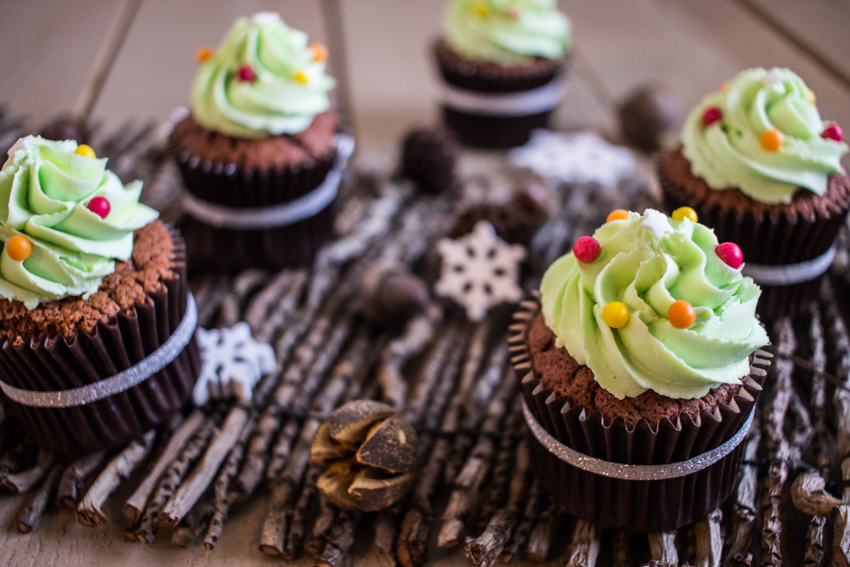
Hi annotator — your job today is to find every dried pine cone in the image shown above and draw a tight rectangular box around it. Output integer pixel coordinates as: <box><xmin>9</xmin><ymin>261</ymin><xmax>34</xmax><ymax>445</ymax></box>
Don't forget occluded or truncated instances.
<box><xmin>310</xmin><ymin>400</ymin><xmax>419</xmax><ymax>512</ymax></box>
<box><xmin>361</xmin><ymin>261</ymin><xmax>429</xmax><ymax>325</ymax></box>
<box><xmin>453</xmin><ymin>181</ymin><xmax>550</xmax><ymax>245</ymax></box>
<box><xmin>400</xmin><ymin>126</ymin><xmax>459</xmax><ymax>193</ymax></box>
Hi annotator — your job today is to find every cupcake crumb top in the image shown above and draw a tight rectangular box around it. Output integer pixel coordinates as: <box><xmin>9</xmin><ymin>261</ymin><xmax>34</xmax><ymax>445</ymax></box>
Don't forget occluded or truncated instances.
<box><xmin>527</xmin><ymin>311</ymin><xmax>740</xmax><ymax>428</ymax></box>
<box><xmin>0</xmin><ymin>221</ymin><xmax>176</xmax><ymax>344</ymax></box>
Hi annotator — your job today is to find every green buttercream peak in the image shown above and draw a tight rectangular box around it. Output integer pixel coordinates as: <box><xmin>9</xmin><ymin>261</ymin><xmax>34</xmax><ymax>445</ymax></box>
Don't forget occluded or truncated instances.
<box><xmin>540</xmin><ymin>209</ymin><xmax>768</xmax><ymax>400</ymax></box>
<box><xmin>682</xmin><ymin>67</ymin><xmax>848</xmax><ymax>204</ymax></box>
<box><xmin>0</xmin><ymin>136</ymin><xmax>159</xmax><ymax>309</ymax></box>
<box><xmin>443</xmin><ymin>0</ymin><xmax>571</xmax><ymax>64</ymax></box>
<box><xmin>191</xmin><ymin>12</ymin><xmax>336</xmax><ymax>139</ymax></box>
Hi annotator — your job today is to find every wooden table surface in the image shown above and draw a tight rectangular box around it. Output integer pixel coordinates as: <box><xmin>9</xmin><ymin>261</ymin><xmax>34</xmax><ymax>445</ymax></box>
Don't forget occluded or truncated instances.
<box><xmin>1</xmin><ymin>1</ymin><xmax>849</xmax><ymax>566</ymax></box>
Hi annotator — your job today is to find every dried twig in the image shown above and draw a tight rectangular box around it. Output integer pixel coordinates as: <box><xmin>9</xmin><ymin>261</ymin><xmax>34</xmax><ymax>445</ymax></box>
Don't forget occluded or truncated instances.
<box><xmin>135</xmin><ymin>416</ymin><xmax>217</xmax><ymax>543</ymax></box>
<box><xmin>16</xmin><ymin>462</ymin><xmax>63</xmax><ymax>533</ymax></box>
<box><xmin>156</xmin><ymin>406</ymin><xmax>249</xmax><ymax>529</ymax></box>
<box><xmin>648</xmin><ymin>531</ymin><xmax>679</xmax><ymax>566</ymax></box>
<box><xmin>565</xmin><ymin>520</ymin><xmax>601</xmax><ymax>567</ymax></box>
<box><xmin>124</xmin><ymin>409</ymin><xmax>205</xmax><ymax>524</ymax></box>
<box><xmin>465</xmin><ymin>439</ymin><xmax>531</xmax><ymax>567</ymax></box>
<box><xmin>695</xmin><ymin>509</ymin><xmax>723</xmax><ymax>567</ymax></box>
<box><xmin>56</xmin><ymin>451</ymin><xmax>106</xmax><ymax>509</ymax></box>
<box><xmin>1</xmin><ymin>449</ymin><xmax>53</xmax><ymax>494</ymax></box>
<box><xmin>77</xmin><ymin>430</ymin><xmax>156</xmax><ymax>527</ymax></box>
<box><xmin>204</xmin><ymin>412</ymin><xmax>257</xmax><ymax>549</ymax></box>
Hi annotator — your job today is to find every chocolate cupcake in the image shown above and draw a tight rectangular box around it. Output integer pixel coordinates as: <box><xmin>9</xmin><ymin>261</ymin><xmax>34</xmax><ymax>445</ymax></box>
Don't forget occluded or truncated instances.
<box><xmin>434</xmin><ymin>0</ymin><xmax>572</xmax><ymax>148</ymax></box>
<box><xmin>0</xmin><ymin>136</ymin><xmax>199</xmax><ymax>456</ymax></box>
<box><xmin>659</xmin><ymin>67</ymin><xmax>850</xmax><ymax>320</ymax></box>
<box><xmin>511</xmin><ymin>209</ymin><xmax>769</xmax><ymax>532</ymax></box>
<box><xmin>172</xmin><ymin>12</ymin><xmax>352</xmax><ymax>270</ymax></box>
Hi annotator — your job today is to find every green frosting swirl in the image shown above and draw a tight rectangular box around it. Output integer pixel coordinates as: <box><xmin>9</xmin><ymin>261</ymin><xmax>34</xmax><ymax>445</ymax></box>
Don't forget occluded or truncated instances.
<box><xmin>443</xmin><ymin>0</ymin><xmax>571</xmax><ymax>64</ymax></box>
<box><xmin>191</xmin><ymin>12</ymin><xmax>336</xmax><ymax>139</ymax></box>
<box><xmin>682</xmin><ymin>67</ymin><xmax>848</xmax><ymax>204</ymax></box>
<box><xmin>540</xmin><ymin>210</ymin><xmax>768</xmax><ymax>400</ymax></box>
<box><xmin>0</xmin><ymin>136</ymin><xmax>159</xmax><ymax>309</ymax></box>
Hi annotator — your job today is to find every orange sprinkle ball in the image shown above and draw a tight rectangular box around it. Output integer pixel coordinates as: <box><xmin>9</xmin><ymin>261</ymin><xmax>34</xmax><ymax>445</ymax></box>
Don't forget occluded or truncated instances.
<box><xmin>672</xmin><ymin>206</ymin><xmax>697</xmax><ymax>223</ymax></box>
<box><xmin>196</xmin><ymin>46</ymin><xmax>214</xmax><ymax>64</ymax></box>
<box><xmin>6</xmin><ymin>235</ymin><xmax>32</xmax><ymax>262</ymax></box>
<box><xmin>668</xmin><ymin>300</ymin><xmax>696</xmax><ymax>329</ymax></box>
<box><xmin>310</xmin><ymin>43</ymin><xmax>328</xmax><ymax>63</ymax></box>
<box><xmin>602</xmin><ymin>301</ymin><xmax>630</xmax><ymax>329</ymax></box>
<box><xmin>760</xmin><ymin>129</ymin><xmax>784</xmax><ymax>152</ymax></box>
<box><xmin>606</xmin><ymin>209</ymin><xmax>630</xmax><ymax>223</ymax></box>
<box><xmin>74</xmin><ymin>144</ymin><xmax>96</xmax><ymax>158</ymax></box>
<box><xmin>293</xmin><ymin>71</ymin><xmax>309</xmax><ymax>85</ymax></box>
<box><xmin>719</xmin><ymin>81</ymin><xmax>730</xmax><ymax>93</ymax></box>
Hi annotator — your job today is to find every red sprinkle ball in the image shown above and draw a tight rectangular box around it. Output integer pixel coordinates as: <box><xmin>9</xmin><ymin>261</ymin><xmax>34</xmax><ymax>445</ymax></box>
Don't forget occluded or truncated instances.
<box><xmin>702</xmin><ymin>106</ymin><xmax>723</xmax><ymax>126</ymax></box>
<box><xmin>715</xmin><ymin>242</ymin><xmax>743</xmax><ymax>269</ymax></box>
<box><xmin>237</xmin><ymin>65</ymin><xmax>256</xmax><ymax>82</ymax></box>
<box><xmin>573</xmin><ymin>236</ymin><xmax>601</xmax><ymax>263</ymax></box>
<box><xmin>822</xmin><ymin>123</ymin><xmax>844</xmax><ymax>142</ymax></box>
<box><xmin>87</xmin><ymin>197</ymin><xmax>111</xmax><ymax>219</ymax></box>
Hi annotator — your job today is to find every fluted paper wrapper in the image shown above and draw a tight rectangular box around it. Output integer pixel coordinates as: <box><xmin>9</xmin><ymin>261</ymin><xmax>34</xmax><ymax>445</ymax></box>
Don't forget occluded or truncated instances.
<box><xmin>433</xmin><ymin>42</ymin><xmax>566</xmax><ymax>149</ymax></box>
<box><xmin>509</xmin><ymin>300</ymin><xmax>767</xmax><ymax>532</ymax></box>
<box><xmin>0</xmin><ymin>228</ymin><xmax>201</xmax><ymax>457</ymax></box>
<box><xmin>658</xmin><ymin>157</ymin><xmax>849</xmax><ymax>321</ymax></box>
<box><xmin>175</xmin><ymin>142</ymin><xmax>336</xmax><ymax>270</ymax></box>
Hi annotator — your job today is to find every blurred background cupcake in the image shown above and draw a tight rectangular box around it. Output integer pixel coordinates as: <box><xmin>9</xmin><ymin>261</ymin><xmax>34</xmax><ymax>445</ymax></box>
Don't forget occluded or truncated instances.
<box><xmin>434</xmin><ymin>0</ymin><xmax>572</xmax><ymax>149</ymax></box>
<box><xmin>512</xmin><ymin>209</ymin><xmax>769</xmax><ymax>532</ymax></box>
<box><xmin>171</xmin><ymin>12</ymin><xmax>352</xmax><ymax>271</ymax></box>
<box><xmin>659</xmin><ymin>67</ymin><xmax>850</xmax><ymax>321</ymax></box>
<box><xmin>0</xmin><ymin>136</ymin><xmax>199</xmax><ymax>456</ymax></box>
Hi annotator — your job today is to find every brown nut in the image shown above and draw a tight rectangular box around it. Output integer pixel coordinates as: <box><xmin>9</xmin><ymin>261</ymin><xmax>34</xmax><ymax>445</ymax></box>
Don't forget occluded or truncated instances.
<box><xmin>310</xmin><ymin>400</ymin><xmax>420</xmax><ymax>512</ymax></box>
<box><xmin>361</xmin><ymin>261</ymin><xmax>429</xmax><ymax>325</ymax></box>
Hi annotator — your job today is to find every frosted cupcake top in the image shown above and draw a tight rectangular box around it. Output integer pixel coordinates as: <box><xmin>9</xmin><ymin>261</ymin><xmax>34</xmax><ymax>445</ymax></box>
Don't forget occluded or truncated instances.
<box><xmin>540</xmin><ymin>209</ymin><xmax>767</xmax><ymax>400</ymax></box>
<box><xmin>191</xmin><ymin>12</ymin><xmax>336</xmax><ymax>139</ymax></box>
<box><xmin>443</xmin><ymin>0</ymin><xmax>571</xmax><ymax>64</ymax></box>
<box><xmin>0</xmin><ymin>136</ymin><xmax>159</xmax><ymax>309</ymax></box>
<box><xmin>682</xmin><ymin>67</ymin><xmax>848</xmax><ymax>205</ymax></box>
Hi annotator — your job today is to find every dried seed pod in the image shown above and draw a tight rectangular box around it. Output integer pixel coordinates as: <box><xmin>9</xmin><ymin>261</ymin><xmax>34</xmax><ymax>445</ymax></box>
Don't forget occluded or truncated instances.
<box><xmin>361</xmin><ymin>262</ymin><xmax>429</xmax><ymax>325</ymax></box>
<box><xmin>400</xmin><ymin>126</ymin><xmax>459</xmax><ymax>193</ymax></box>
<box><xmin>452</xmin><ymin>182</ymin><xmax>551</xmax><ymax>246</ymax></box>
<box><xmin>310</xmin><ymin>401</ymin><xmax>419</xmax><ymax>512</ymax></box>
<box><xmin>618</xmin><ymin>85</ymin><xmax>682</xmax><ymax>152</ymax></box>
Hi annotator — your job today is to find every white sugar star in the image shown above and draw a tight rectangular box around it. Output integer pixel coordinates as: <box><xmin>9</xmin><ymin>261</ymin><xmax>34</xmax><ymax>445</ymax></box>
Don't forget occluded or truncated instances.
<box><xmin>193</xmin><ymin>322</ymin><xmax>276</xmax><ymax>406</ymax></box>
<box><xmin>641</xmin><ymin>209</ymin><xmax>673</xmax><ymax>239</ymax></box>
<box><xmin>252</xmin><ymin>11</ymin><xmax>281</xmax><ymax>25</ymax></box>
<box><xmin>435</xmin><ymin>221</ymin><xmax>526</xmax><ymax>322</ymax></box>
<box><xmin>764</xmin><ymin>67</ymin><xmax>785</xmax><ymax>87</ymax></box>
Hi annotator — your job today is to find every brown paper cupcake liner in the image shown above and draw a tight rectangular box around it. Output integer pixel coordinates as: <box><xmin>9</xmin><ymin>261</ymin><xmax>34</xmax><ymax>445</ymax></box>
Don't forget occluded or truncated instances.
<box><xmin>658</xmin><ymin>156</ymin><xmax>850</xmax><ymax>320</ymax></box>
<box><xmin>175</xmin><ymin>136</ymin><xmax>342</xmax><ymax>270</ymax></box>
<box><xmin>0</xmin><ymin>228</ymin><xmax>200</xmax><ymax>457</ymax></box>
<box><xmin>508</xmin><ymin>299</ymin><xmax>769</xmax><ymax>532</ymax></box>
<box><xmin>433</xmin><ymin>41</ymin><xmax>567</xmax><ymax>149</ymax></box>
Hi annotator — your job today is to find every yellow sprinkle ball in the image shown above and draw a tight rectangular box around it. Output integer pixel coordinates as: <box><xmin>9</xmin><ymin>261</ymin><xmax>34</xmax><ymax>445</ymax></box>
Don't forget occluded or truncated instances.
<box><xmin>602</xmin><ymin>301</ymin><xmax>630</xmax><ymax>329</ymax></box>
<box><xmin>672</xmin><ymin>206</ymin><xmax>698</xmax><ymax>223</ymax></box>
<box><xmin>74</xmin><ymin>144</ymin><xmax>96</xmax><ymax>158</ymax></box>
<box><xmin>471</xmin><ymin>2</ymin><xmax>489</xmax><ymax>17</ymax></box>
<box><xmin>807</xmin><ymin>87</ymin><xmax>816</xmax><ymax>105</ymax></box>
<box><xmin>293</xmin><ymin>71</ymin><xmax>309</xmax><ymax>85</ymax></box>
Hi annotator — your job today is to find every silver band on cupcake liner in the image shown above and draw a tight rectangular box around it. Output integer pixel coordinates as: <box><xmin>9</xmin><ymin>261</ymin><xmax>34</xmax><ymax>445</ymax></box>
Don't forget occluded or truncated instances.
<box><xmin>0</xmin><ymin>294</ymin><xmax>198</xmax><ymax>408</ymax></box>
<box><xmin>181</xmin><ymin>133</ymin><xmax>355</xmax><ymax>230</ymax></box>
<box><xmin>742</xmin><ymin>242</ymin><xmax>837</xmax><ymax>286</ymax></box>
<box><xmin>439</xmin><ymin>79</ymin><xmax>566</xmax><ymax>117</ymax></box>
<box><xmin>523</xmin><ymin>397</ymin><xmax>754</xmax><ymax>481</ymax></box>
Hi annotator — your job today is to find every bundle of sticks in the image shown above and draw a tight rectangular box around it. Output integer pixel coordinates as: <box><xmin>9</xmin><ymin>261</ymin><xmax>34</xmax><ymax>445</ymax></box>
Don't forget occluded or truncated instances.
<box><xmin>2</xmin><ymin>118</ymin><xmax>850</xmax><ymax>567</ymax></box>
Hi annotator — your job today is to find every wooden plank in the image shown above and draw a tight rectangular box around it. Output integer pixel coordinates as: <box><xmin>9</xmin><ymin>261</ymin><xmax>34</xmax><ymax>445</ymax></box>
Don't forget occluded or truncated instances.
<box><xmin>0</xmin><ymin>0</ymin><xmax>121</xmax><ymax>130</ymax></box>
<box><xmin>559</xmin><ymin>0</ymin><xmax>850</xmax><ymax>164</ymax></box>
<box><xmin>94</xmin><ymin>0</ymin><xmax>325</xmax><ymax>130</ymax></box>
<box><xmin>738</xmin><ymin>0</ymin><xmax>850</xmax><ymax>90</ymax></box>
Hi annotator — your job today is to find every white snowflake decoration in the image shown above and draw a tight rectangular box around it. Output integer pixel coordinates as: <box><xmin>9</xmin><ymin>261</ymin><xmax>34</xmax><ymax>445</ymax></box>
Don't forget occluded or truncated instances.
<box><xmin>193</xmin><ymin>322</ymin><xmax>276</xmax><ymax>406</ymax></box>
<box><xmin>508</xmin><ymin>129</ymin><xmax>636</xmax><ymax>188</ymax></box>
<box><xmin>435</xmin><ymin>221</ymin><xmax>526</xmax><ymax>322</ymax></box>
